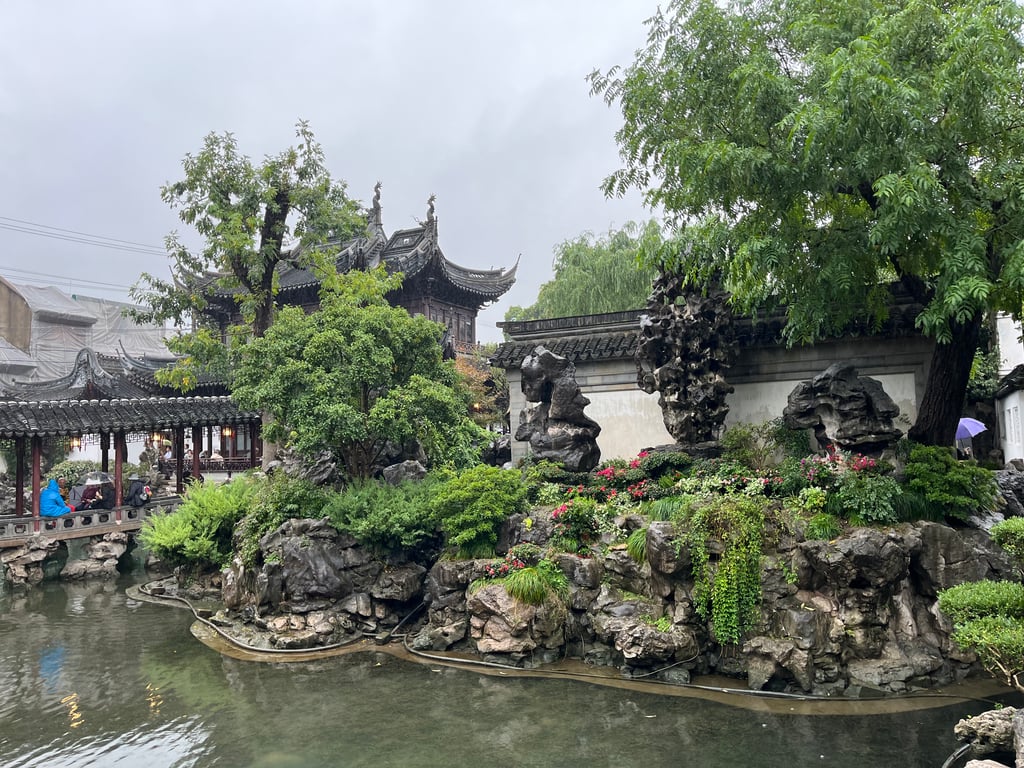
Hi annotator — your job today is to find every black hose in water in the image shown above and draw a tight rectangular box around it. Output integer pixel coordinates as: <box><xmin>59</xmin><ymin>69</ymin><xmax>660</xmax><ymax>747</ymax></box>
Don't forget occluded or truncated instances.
<box><xmin>939</xmin><ymin>743</ymin><xmax>972</xmax><ymax>768</ymax></box>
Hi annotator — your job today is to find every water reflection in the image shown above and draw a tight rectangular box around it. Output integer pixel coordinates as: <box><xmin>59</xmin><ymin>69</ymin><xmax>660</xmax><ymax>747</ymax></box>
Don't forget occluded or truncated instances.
<box><xmin>0</xmin><ymin>576</ymin><xmax>1015</xmax><ymax>768</ymax></box>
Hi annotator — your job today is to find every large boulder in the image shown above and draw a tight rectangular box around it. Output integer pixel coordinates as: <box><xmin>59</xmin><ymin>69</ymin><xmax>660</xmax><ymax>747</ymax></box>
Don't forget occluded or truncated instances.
<box><xmin>515</xmin><ymin>346</ymin><xmax>601</xmax><ymax>471</ymax></box>
<box><xmin>783</xmin><ymin>362</ymin><xmax>902</xmax><ymax>452</ymax></box>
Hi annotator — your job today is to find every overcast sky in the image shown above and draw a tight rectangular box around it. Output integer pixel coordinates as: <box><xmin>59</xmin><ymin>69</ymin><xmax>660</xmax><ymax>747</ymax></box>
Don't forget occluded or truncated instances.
<box><xmin>0</xmin><ymin>1</ymin><xmax>655</xmax><ymax>343</ymax></box>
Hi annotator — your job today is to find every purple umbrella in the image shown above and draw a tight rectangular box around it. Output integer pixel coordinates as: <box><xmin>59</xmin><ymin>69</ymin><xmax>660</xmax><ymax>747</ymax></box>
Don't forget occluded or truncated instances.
<box><xmin>956</xmin><ymin>417</ymin><xmax>987</xmax><ymax>440</ymax></box>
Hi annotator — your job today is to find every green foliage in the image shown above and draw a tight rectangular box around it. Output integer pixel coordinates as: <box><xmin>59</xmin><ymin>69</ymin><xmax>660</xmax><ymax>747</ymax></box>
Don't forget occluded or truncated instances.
<box><xmin>968</xmin><ymin>348</ymin><xmax>1002</xmax><ymax>402</ymax></box>
<box><xmin>949</xmin><ymin>616</ymin><xmax>1024</xmax><ymax>691</ymax></box>
<box><xmin>44</xmin><ymin>460</ymin><xmax>101</xmax><ymax>484</ymax></box>
<box><xmin>904</xmin><ymin>444</ymin><xmax>998</xmax><ymax>521</ymax></box>
<box><xmin>474</xmin><ymin>548</ymin><xmax>568</xmax><ymax>607</ymax></box>
<box><xmin>237</xmin><ymin>473</ymin><xmax>331</xmax><ymax>565</ymax></box>
<box><xmin>324</xmin><ymin>478</ymin><xmax>440</xmax><ymax>556</ymax></box>
<box><xmin>626</xmin><ymin>527</ymin><xmax>648</xmax><ymax>564</ymax></box>
<box><xmin>551</xmin><ymin>497</ymin><xmax>600</xmax><ymax>553</ymax></box>
<box><xmin>129</xmin><ymin>121</ymin><xmax>365</xmax><ymax>393</ymax></box>
<box><xmin>521</xmin><ymin>459</ymin><xmax>590</xmax><ymax>497</ymax></box>
<box><xmin>232</xmin><ymin>267</ymin><xmax>488</xmax><ymax>480</ymax></box>
<box><xmin>721</xmin><ymin>421</ymin><xmax>796</xmax><ymax>470</ymax></box>
<box><xmin>139</xmin><ymin>478</ymin><xmax>257</xmax><ymax>572</ymax></box>
<box><xmin>681</xmin><ymin>494</ymin><xmax>766</xmax><ymax>644</ymax></box>
<box><xmin>505</xmin><ymin>221</ymin><xmax>660</xmax><ymax>321</ymax></box>
<box><xmin>637</xmin><ymin>450</ymin><xmax>693</xmax><ymax>479</ymax></box>
<box><xmin>828</xmin><ymin>473</ymin><xmax>903</xmax><ymax>527</ymax></box>
<box><xmin>430</xmin><ymin>466</ymin><xmax>527</xmax><ymax>559</ymax></box>
<box><xmin>590</xmin><ymin>0</ymin><xmax>1024</xmax><ymax>442</ymax></box>
<box><xmin>993</xmin><ymin>517</ymin><xmax>1024</xmax><ymax>566</ymax></box>
<box><xmin>640</xmin><ymin>613</ymin><xmax>673</xmax><ymax>632</ymax></box>
<box><xmin>939</xmin><ymin>581</ymin><xmax>1024</xmax><ymax>625</ymax></box>
<box><xmin>504</xmin><ymin>567</ymin><xmax>550</xmax><ymax>605</ymax></box>
<box><xmin>804</xmin><ymin>512</ymin><xmax>842</xmax><ymax>542</ymax></box>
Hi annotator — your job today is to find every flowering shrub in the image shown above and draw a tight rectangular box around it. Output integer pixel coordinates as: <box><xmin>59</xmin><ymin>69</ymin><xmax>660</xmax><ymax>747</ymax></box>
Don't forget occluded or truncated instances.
<box><xmin>552</xmin><ymin>497</ymin><xmax>599</xmax><ymax>552</ymax></box>
<box><xmin>801</xmin><ymin>450</ymin><xmax>880</xmax><ymax>490</ymax></box>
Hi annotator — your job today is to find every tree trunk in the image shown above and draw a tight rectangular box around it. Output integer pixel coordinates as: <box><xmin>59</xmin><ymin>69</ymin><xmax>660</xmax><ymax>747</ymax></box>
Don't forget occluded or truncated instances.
<box><xmin>908</xmin><ymin>314</ymin><xmax>983</xmax><ymax>446</ymax></box>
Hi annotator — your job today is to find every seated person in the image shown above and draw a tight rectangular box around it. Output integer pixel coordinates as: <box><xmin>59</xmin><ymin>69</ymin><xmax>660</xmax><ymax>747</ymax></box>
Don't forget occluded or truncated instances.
<box><xmin>40</xmin><ymin>478</ymin><xmax>74</xmax><ymax>517</ymax></box>
<box><xmin>125</xmin><ymin>474</ymin><xmax>151</xmax><ymax>507</ymax></box>
<box><xmin>78</xmin><ymin>480</ymin><xmax>113</xmax><ymax>511</ymax></box>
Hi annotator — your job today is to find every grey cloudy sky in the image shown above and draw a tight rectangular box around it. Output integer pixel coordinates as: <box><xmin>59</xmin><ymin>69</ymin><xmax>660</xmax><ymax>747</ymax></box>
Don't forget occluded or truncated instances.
<box><xmin>0</xmin><ymin>1</ymin><xmax>654</xmax><ymax>343</ymax></box>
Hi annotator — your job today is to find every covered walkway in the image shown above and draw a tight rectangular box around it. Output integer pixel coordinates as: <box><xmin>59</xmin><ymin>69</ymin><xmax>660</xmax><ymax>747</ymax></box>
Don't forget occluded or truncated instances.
<box><xmin>0</xmin><ymin>394</ymin><xmax>260</xmax><ymax>544</ymax></box>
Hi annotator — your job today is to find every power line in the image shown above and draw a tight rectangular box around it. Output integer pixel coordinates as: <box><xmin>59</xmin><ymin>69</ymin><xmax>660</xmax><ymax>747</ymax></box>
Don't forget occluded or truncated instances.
<box><xmin>0</xmin><ymin>264</ymin><xmax>135</xmax><ymax>293</ymax></box>
<box><xmin>0</xmin><ymin>222</ymin><xmax>167</xmax><ymax>257</ymax></box>
<box><xmin>0</xmin><ymin>216</ymin><xmax>166</xmax><ymax>251</ymax></box>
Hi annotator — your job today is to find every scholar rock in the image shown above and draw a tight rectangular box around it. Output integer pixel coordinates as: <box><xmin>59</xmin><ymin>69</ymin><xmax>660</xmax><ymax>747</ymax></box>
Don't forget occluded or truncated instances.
<box><xmin>783</xmin><ymin>362</ymin><xmax>902</xmax><ymax>452</ymax></box>
<box><xmin>515</xmin><ymin>346</ymin><xmax>601</xmax><ymax>472</ymax></box>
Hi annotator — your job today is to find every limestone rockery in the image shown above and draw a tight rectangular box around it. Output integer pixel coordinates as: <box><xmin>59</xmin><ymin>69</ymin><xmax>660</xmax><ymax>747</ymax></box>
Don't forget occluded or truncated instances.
<box><xmin>220</xmin><ymin>506</ymin><xmax>1016</xmax><ymax>695</ymax></box>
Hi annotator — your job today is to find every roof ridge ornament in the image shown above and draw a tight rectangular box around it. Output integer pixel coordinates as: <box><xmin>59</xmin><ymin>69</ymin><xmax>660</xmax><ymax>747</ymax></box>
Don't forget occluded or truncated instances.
<box><xmin>371</xmin><ymin>181</ymin><xmax>383</xmax><ymax>228</ymax></box>
<box><xmin>425</xmin><ymin>193</ymin><xmax>437</xmax><ymax>243</ymax></box>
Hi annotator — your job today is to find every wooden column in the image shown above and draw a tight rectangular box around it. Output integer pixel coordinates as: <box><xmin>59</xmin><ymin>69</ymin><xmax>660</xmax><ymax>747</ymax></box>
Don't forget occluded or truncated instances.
<box><xmin>250</xmin><ymin>421</ymin><xmax>258</xmax><ymax>468</ymax></box>
<box><xmin>174</xmin><ymin>426</ymin><xmax>185</xmax><ymax>494</ymax></box>
<box><xmin>31</xmin><ymin>435</ymin><xmax>41</xmax><ymax>531</ymax></box>
<box><xmin>192</xmin><ymin>426</ymin><xmax>202</xmax><ymax>479</ymax></box>
<box><xmin>14</xmin><ymin>436</ymin><xmax>25</xmax><ymax>517</ymax></box>
<box><xmin>100</xmin><ymin>432</ymin><xmax>110</xmax><ymax>473</ymax></box>
<box><xmin>113</xmin><ymin>431</ymin><xmax>125</xmax><ymax>515</ymax></box>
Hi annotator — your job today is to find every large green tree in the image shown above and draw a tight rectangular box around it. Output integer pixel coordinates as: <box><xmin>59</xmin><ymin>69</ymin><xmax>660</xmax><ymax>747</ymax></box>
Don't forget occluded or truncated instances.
<box><xmin>232</xmin><ymin>267</ymin><xmax>486</xmax><ymax>480</ymax></box>
<box><xmin>129</xmin><ymin>121</ymin><xmax>365</xmax><ymax>389</ymax></box>
<box><xmin>590</xmin><ymin>0</ymin><xmax>1024</xmax><ymax>445</ymax></box>
<box><xmin>505</xmin><ymin>221</ymin><xmax>660</xmax><ymax>322</ymax></box>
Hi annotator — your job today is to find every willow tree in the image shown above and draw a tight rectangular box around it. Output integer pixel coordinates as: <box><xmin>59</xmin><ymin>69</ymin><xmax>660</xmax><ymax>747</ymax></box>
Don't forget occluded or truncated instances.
<box><xmin>505</xmin><ymin>221</ymin><xmax>660</xmax><ymax>322</ymax></box>
<box><xmin>128</xmin><ymin>121</ymin><xmax>365</xmax><ymax>389</ymax></box>
<box><xmin>590</xmin><ymin>0</ymin><xmax>1024</xmax><ymax>445</ymax></box>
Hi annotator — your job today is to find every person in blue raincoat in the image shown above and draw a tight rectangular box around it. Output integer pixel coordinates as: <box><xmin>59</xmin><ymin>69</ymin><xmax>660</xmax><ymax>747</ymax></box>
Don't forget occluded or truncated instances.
<box><xmin>40</xmin><ymin>478</ymin><xmax>74</xmax><ymax>517</ymax></box>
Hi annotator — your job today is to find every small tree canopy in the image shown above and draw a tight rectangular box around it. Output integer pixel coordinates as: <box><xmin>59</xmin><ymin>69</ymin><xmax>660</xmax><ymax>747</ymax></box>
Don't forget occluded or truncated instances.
<box><xmin>129</xmin><ymin>120</ymin><xmax>365</xmax><ymax>391</ymax></box>
<box><xmin>505</xmin><ymin>221</ymin><xmax>660</xmax><ymax>322</ymax></box>
<box><xmin>590</xmin><ymin>0</ymin><xmax>1024</xmax><ymax>445</ymax></box>
<box><xmin>231</xmin><ymin>267</ymin><xmax>486</xmax><ymax>480</ymax></box>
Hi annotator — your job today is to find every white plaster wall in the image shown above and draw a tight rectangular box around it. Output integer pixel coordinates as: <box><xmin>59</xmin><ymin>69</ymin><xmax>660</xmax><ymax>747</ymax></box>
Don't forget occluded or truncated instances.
<box><xmin>727</xmin><ymin>372</ymin><xmax>918</xmax><ymax>436</ymax></box>
<box><xmin>584</xmin><ymin>389</ymin><xmax>673</xmax><ymax>461</ymax></box>
<box><xmin>1000</xmin><ymin>392</ymin><xmax>1024</xmax><ymax>461</ymax></box>
<box><xmin>997</xmin><ymin>313</ymin><xmax>1024</xmax><ymax>376</ymax></box>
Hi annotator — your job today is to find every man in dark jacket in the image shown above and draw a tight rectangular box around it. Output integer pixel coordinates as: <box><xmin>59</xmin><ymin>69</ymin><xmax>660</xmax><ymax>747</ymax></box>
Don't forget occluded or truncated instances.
<box><xmin>125</xmin><ymin>474</ymin><xmax>151</xmax><ymax>507</ymax></box>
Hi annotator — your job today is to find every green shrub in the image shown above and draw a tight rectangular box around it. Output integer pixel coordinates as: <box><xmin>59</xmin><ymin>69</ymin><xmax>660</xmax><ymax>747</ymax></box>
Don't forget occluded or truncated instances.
<box><xmin>638</xmin><ymin>450</ymin><xmax>692</xmax><ymax>479</ymax></box>
<box><xmin>504</xmin><ymin>567</ymin><xmax>550</xmax><ymax>605</ymax></box>
<box><xmin>325</xmin><ymin>478</ymin><xmax>440</xmax><ymax>555</ymax></box>
<box><xmin>238</xmin><ymin>474</ymin><xmax>332</xmax><ymax>565</ymax></box>
<box><xmin>939</xmin><ymin>580</ymin><xmax>1024</xmax><ymax>624</ymax></box>
<box><xmin>430</xmin><ymin>465</ymin><xmax>527</xmax><ymax>558</ymax></box>
<box><xmin>45</xmin><ymin>460</ymin><xmax>101</xmax><ymax>484</ymax></box>
<box><xmin>139</xmin><ymin>477</ymin><xmax>257</xmax><ymax>572</ymax></box>
<box><xmin>891</xmin><ymin>489</ymin><xmax>939</xmax><ymax>522</ymax></box>
<box><xmin>551</xmin><ymin>496</ymin><xmax>599</xmax><ymax>552</ymax></box>
<box><xmin>948</xmin><ymin>615</ymin><xmax>1024</xmax><ymax>690</ymax></box>
<box><xmin>721</xmin><ymin>422</ymin><xmax>777</xmax><ymax>470</ymax></box>
<box><xmin>805</xmin><ymin>512</ymin><xmax>842</xmax><ymax>541</ymax></box>
<box><xmin>828</xmin><ymin>473</ymin><xmax>903</xmax><ymax>526</ymax></box>
<box><xmin>992</xmin><ymin>517</ymin><xmax>1024</xmax><ymax>564</ymax></box>
<box><xmin>626</xmin><ymin>527</ymin><xmax>648</xmax><ymax>564</ymax></box>
<box><xmin>904</xmin><ymin>444</ymin><xmax>998</xmax><ymax>521</ymax></box>
<box><xmin>534</xmin><ymin>482</ymin><xmax>566</xmax><ymax>506</ymax></box>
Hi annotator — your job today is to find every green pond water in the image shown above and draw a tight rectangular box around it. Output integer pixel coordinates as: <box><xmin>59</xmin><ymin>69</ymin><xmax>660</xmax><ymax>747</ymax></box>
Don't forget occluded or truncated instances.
<box><xmin>0</xmin><ymin>573</ymin><xmax>1015</xmax><ymax>767</ymax></box>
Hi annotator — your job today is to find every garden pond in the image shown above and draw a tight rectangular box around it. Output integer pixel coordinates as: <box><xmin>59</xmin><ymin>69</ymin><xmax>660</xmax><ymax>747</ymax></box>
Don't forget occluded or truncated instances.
<box><xmin>0</xmin><ymin>573</ymin><xmax>1018</xmax><ymax>767</ymax></box>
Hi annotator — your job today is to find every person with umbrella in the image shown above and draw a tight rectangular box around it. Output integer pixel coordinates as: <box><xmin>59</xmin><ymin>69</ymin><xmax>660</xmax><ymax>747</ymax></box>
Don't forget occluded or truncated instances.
<box><xmin>956</xmin><ymin>417</ymin><xmax>987</xmax><ymax>459</ymax></box>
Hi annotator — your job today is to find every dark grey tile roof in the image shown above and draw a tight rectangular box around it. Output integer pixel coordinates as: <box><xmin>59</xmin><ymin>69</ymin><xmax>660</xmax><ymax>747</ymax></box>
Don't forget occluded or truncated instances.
<box><xmin>0</xmin><ymin>396</ymin><xmax>259</xmax><ymax>438</ymax></box>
